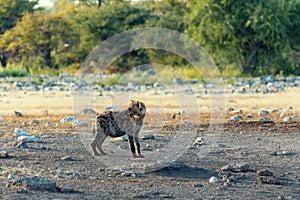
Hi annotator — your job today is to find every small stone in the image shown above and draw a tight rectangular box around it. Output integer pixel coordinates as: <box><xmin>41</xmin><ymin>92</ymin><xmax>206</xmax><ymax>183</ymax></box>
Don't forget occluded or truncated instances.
<box><xmin>8</xmin><ymin>173</ymin><xmax>17</xmax><ymax>179</ymax></box>
<box><xmin>122</xmin><ymin>135</ymin><xmax>128</xmax><ymax>141</ymax></box>
<box><xmin>118</xmin><ymin>144</ymin><xmax>127</xmax><ymax>149</ymax></box>
<box><xmin>246</xmin><ymin>113</ymin><xmax>254</xmax><ymax>118</ymax></box>
<box><xmin>277</xmin><ymin>196</ymin><xmax>286</xmax><ymax>200</ymax></box>
<box><xmin>14</xmin><ymin>111</ymin><xmax>23</xmax><ymax>117</ymax></box>
<box><xmin>25</xmin><ymin>176</ymin><xmax>57</xmax><ymax>191</ymax></box>
<box><xmin>283</xmin><ymin>116</ymin><xmax>292</xmax><ymax>122</ymax></box>
<box><xmin>193</xmin><ymin>182</ymin><xmax>204</xmax><ymax>187</ymax></box>
<box><xmin>229</xmin><ymin>115</ymin><xmax>243</xmax><ymax>122</ymax></box>
<box><xmin>104</xmin><ymin>106</ymin><xmax>118</xmax><ymax>111</ymax></box>
<box><xmin>16</xmin><ymin>141</ymin><xmax>29</xmax><ymax>148</ymax></box>
<box><xmin>80</xmin><ymin>108</ymin><xmax>96</xmax><ymax>115</ymax></box>
<box><xmin>269</xmin><ymin>127</ymin><xmax>278</xmax><ymax>131</ymax></box>
<box><xmin>60</xmin><ymin>186</ymin><xmax>75</xmax><ymax>193</ymax></box>
<box><xmin>258</xmin><ymin>176</ymin><xmax>281</xmax><ymax>185</ymax></box>
<box><xmin>193</xmin><ymin>136</ymin><xmax>207</xmax><ymax>146</ymax></box>
<box><xmin>73</xmin><ymin>120</ymin><xmax>88</xmax><ymax>127</ymax></box>
<box><xmin>14</xmin><ymin>128</ymin><xmax>29</xmax><ymax>137</ymax></box>
<box><xmin>121</xmin><ymin>171</ymin><xmax>135</xmax><ymax>177</ymax></box>
<box><xmin>259</xmin><ymin>110</ymin><xmax>269</xmax><ymax>116</ymax></box>
<box><xmin>257</xmin><ymin>170</ymin><xmax>274</xmax><ymax>177</ymax></box>
<box><xmin>271</xmin><ymin>150</ymin><xmax>294</xmax><ymax>156</ymax></box>
<box><xmin>18</xmin><ymin>135</ymin><xmax>37</xmax><ymax>143</ymax></box>
<box><xmin>45</xmin><ymin>122</ymin><xmax>52</xmax><ymax>127</ymax></box>
<box><xmin>0</xmin><ymin>151</ymin><xmax>8</xmax><ymax>158</ymax></box>
<box><xmin>30</xmin><ymin>119</ymin><xmax>40</xmax><ymax>125</ymax></box>
<box><xmin>89</xmin><ymin>176</ymin><xmax>96</xmax><ymax>180</ymax></box>
<box><xmin>218</xmin><ymin>171</ymin><xmax>231</xmax><ymax>182</ymax></box>
<box><xmin>220</xmin><ymin>163</ymin><xmax>249</xmax><ymax>173</ymax></box>
<box><xmin>229</xmin><ymin>109</ymin><xmax>243</xmax><ymax>114</ymax></box>
<box><xmin>209</xmin><ymin>176</ymin><xmax>219</xmax><ymax>184</ymax></box>
<box><xmin>141</xmin><ymin>133</ymin><xmax>155</xmax><ymax>140</ymax></box>
<box><xmin>60</xmin><ymin>116</ymin><xmax>77</xmax><ymax>123</ymax></box>
<box><xmin>61</xmin><ymin>156</ymin><xmax>74</xmax><ymax>161</ymax></box>
<box><xmin>55</xmin><ymin>174</ymin><xmax>64</xmax><ymax>179</ymax></box>
<box><xmin>259</xmin><ymin>117</ymin><xmax>270</xmax><ymax>122</ymax></box>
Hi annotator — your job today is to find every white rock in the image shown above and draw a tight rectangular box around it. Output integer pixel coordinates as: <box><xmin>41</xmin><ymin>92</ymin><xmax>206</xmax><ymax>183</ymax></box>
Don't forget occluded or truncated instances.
<box><xmin>14</xmin><ymin>128</ymin><xmax>29</xmax><ymax>136</ymax></box>
<box><xmin>283</xmin><ymin>116</ymin><xmax>292</xmax><ymax>122</ymax></box>
<box><xmin>8</xmin><ymin>174</ymin><xmax>17</xmax><ymax>180</ymax></box>
<box><xmin>209</xmin><ymin>176</ymin><xmax>219</xmax><ymax>184</ymax></box>
<box><xmin>121</xmin><ymin>171</ymin><xmax>135</xmax><ymax>177</ymax></box>
<box><xmin>17</xmin><ymin>135</ymin><xmax>37</xmax><ymax>142</ymax></box>
<box><xmin>193</xmin><ymin>136</ymin><xmax>207</xmax><ymax>145</ymax></box>
<box><xmin>230</xmin><ymin>109</ymin><xmax>243</xmax><ymax>114</ymax></box>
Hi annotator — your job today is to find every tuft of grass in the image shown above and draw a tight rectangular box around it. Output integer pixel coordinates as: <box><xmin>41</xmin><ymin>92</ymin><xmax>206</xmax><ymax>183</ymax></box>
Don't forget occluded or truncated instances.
<box><xmin>0</xmin><ymin>68</ymin><xmax>28</xmax><ymax>77</ymax></box>
<box><xmin>98</xmin><ymin>74</ymin><xmax>122</xmax><ymax>86</ymax></box>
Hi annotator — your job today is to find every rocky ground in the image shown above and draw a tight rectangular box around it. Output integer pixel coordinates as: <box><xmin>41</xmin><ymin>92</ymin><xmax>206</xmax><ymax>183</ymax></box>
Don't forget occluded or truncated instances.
<box><xmin>0</xmin><ymin>75</ymin><xmax>300</xmax><ymax>199</ymax></box>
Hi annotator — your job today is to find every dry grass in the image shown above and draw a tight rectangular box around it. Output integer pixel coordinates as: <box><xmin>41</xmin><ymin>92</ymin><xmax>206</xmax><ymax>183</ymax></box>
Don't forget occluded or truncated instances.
<box><xmin>0</xmin><ymin>87</ymin><xmax>299</xmax><ymax>125</ymax></box>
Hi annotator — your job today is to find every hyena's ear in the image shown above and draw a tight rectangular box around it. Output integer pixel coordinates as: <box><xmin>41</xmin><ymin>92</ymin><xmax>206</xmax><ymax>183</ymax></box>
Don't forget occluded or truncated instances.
<box><xmin>130</xmin><ymin>99</ymin><xmax>136</xmax><ymax>104</ymax></box>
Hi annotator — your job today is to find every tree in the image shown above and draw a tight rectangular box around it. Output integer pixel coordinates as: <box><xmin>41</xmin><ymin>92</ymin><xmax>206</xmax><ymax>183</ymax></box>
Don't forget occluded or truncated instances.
<box><xmin>0</xmin><ymin>10</ymin><xmax>79</xmax><ymax>69</ymax></box>
<box><xmin>0</xmin><ymin>0</ymin><xmax>38</xmax><ymax>67</ymax></box>
<box><xmin>186</xmin><ymin>0</ymin><xmax>300</xmax><ymax>76</ymax></box>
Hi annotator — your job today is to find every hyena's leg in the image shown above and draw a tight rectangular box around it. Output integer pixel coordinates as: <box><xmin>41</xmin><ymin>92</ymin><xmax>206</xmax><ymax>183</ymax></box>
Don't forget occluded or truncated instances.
<box><xmin>134</xmin><ymin>136</ymin><xmax>144</xmax><ymax>158</ymax></box>
<box><xmin>128</xmin><ymin>135</ymin><xmax>138</xmax><ymax>158</ymax></box>
<box><xmin>91</xmin><ymin>129</ymin><xmax>107</xmax><ymax>156</ymax></box>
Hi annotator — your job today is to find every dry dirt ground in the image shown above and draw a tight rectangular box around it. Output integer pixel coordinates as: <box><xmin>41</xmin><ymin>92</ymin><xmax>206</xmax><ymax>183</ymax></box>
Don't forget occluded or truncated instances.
<box><xmin>0</xmin><ymin>88</ymin><xmax>300</xmax><ymax>199</ymax></box>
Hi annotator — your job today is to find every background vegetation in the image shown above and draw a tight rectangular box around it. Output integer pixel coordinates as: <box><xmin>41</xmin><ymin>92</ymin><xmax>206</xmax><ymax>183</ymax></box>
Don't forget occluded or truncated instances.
<box><xmin>0</xmin><ymin>0</ymin><xmax>299</xmax><ymax>77</ymax></box>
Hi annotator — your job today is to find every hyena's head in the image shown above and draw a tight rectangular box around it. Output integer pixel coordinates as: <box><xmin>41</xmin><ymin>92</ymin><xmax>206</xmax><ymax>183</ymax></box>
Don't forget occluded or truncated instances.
<box><xmin>128</xmin><ymin>99</ymin><xmax>146</xmax><ymax>119</ymax></box>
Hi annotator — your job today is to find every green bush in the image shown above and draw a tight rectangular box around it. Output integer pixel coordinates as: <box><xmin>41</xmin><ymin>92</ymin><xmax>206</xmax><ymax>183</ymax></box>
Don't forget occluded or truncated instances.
<box><xmin>0</xmin><ymin>68</ymin><xmax>28</xmax><ymax>77</ymax></box>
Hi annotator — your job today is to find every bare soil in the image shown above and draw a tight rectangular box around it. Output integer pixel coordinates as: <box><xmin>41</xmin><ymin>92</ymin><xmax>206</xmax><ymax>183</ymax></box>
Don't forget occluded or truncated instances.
<box><xmin>0</xmin><ymin>89</ymin><xmax>299</xmax><ymax>199</ymax></box>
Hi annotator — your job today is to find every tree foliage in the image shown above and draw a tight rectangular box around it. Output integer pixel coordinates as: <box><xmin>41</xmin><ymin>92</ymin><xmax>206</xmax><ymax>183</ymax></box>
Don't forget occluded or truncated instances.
<box><xmin>0</xmin><ymin>0</ymin><xmax>299</xmax><ymax>76</ymax></box>
<box><xmin>186</xmin><ymin>0</ymin><xmax>300</xmax><ymax>76</ymax></box>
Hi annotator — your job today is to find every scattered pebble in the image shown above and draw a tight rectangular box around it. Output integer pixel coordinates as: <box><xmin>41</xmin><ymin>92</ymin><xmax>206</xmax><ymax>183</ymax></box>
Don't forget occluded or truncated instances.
<box><xmin>0</xmin><ymin>151</ymin><xmax>9</xmax><ymax>158</ymax></box>
<box><xmin>193</xmin><ymin>182</ymin><xmax>204</xmax><ymax>187</ymax></box>
<box><xmin>259</xmin><ymin>110</ymin><xmax>269</xmax><ymax>116</ymax></box>
<box><xmin>283</xmin><ymin>116</ymin><xmax>292</xmax><ymax>122</ymax></box>
<box><xmin>17</xmin><ymin>135</ymin><xmax>37</xmax><ymax>143</ymax></box>
<box><xmin>14</xmin><ymin>111</ymin><xmax>23</xmax><ymax>117</ymax></box>
<box><xmin>121</xmin><ymin>171</ymin><xmax>135</xmax><ymax>177</ymax></box>
<box><xmin>229</xmin><ymin>115</ymin><xmax>243</xmax><ymax>122</ymax></box>
<box><xmin>220</xmin><ymin>163</ymin><xmax>249</xmax><ymax>173</ymax></box>
<box><xmin>259</xmin><ymin>117</ymin><xmax>270</xmax><ymax>122</ymax></box>
<box><xmin>258</xmin><ymin>176</ymin><xmax>282</xmax><ymax>185</ymax></box>
<box><xmin>61</xmin><ymin>156</ymin><xmax>74</xmax><ymax>161</ymax></box>
<box><xmin>257</xmin><ymin>170</ymin><xmax>274</xmax><ymax>177</ymax></box>
<box><xmin>209</xmin><ymin>176</ymin><xmax>219</xmax><ymax>184</ymax></box>
<box><xmin>271</xmin><ymin>150</ymin><xmax>295</xmax><ymax>156</ymax></box>
<box><xmin>60</xmin><ymin>116</ymin><xmax>78</xmax><ymax>123</ymax></box>
<box><xmin>14</xmin><ymin>128</ymin><xmax>29</xmax><ymax>137</ymax></box>
<box><xmin>16</xmin><ymin>141</ymin><xmax>29</xmax><ymax>148</ymax></box>
<box><xmin>30</xmin><ymin>119</ymin><xmax>40</xmax><ymax>125</ymax></box>
<box><xmin>73</xmin><ymin>120</ymin><xmax>88</xmax><ymax>127</ymax></box>
<box><xmin>45</xmin><ymin>122</ymin><xmax>53</xmax><ymax>127</ymax></box>
<box><xmin>229</xmin><ymin>109</ymin><xmax>243</xmax><ymax>114</ymax></box>
<box><xmin>141</xmin><ymin>133</ymin><xmax>155</xmax><ymax>140</ymax></box>
<box><xmin>24</xmin><ymin>176</ymin><xmax>57</xmax><ymax>191</ymax></box>
<box><xmin>80</xmin><ymin>108</ymin><xmax>96</xmax><ymax>115</ymax></box>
